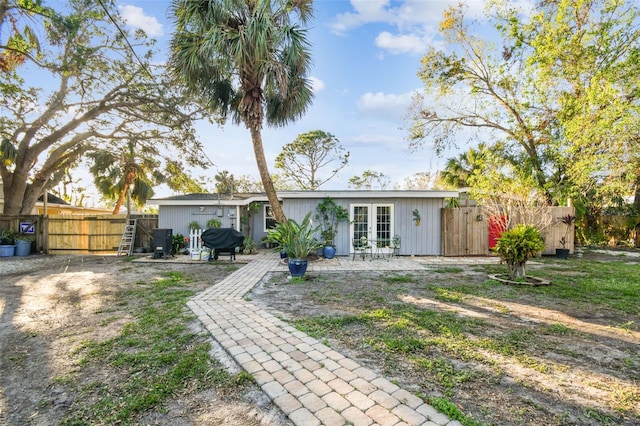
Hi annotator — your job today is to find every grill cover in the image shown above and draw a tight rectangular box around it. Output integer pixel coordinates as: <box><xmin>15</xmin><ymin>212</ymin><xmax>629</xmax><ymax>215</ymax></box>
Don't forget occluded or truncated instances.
<box><xmin>201</xmin><ymin>228</ymin><xmax>245</xmax><ymax>249</ymax></box>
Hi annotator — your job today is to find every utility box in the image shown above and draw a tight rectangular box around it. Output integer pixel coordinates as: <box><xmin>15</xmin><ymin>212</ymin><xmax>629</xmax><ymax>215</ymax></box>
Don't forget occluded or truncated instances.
<box><xmin>153</xmin><ymin>228</ymin><xmax>172</xmax><ymax>259</ymax></box>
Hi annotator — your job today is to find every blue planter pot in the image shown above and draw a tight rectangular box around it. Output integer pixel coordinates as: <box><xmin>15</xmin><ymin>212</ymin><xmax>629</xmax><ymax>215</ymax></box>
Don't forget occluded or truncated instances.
<box><xmin>287</xmin><ymin>258</ymin><xmax>308</xmax><ymax>277</ymax></box>
<box><xmin>280</xmin><ymin>251</ymin><xmax>288</xmax><ymax>259</ymax></box>
<box><xmin>0</xmin><ymin>245</ymin><xmax>16</xmax><ymax>257</ymax></box>
<box><xmin>323</xmin><ymin>245</ymin><xmax>336</xmax><ymax>259</ymax></box>
<box><xmin>15</xmin><ymin>240</ymin><xmax>31</xmax><ymax>256</ymax></box>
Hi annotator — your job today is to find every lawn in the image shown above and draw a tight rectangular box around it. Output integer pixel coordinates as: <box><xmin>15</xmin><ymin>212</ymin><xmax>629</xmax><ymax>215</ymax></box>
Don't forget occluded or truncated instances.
<box><xmin>251</xmin><ymin>255</ymin><xmax>640</xmax><ymax>426</ymax></box>
<box><xmin>0</xmin><ymin>256</ymin><xmax>282</xmax><ymax>426</ymax></box>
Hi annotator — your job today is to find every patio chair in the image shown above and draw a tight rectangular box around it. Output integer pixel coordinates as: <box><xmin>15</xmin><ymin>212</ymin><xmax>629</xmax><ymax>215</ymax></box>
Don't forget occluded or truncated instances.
<box><xmin>352</xmin><ymin>236</ymin><xmax>372</xmax><ymax>260</ymax></box>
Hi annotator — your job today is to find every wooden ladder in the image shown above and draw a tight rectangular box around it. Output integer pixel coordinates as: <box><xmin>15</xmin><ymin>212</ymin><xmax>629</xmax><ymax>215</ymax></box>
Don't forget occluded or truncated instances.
<box><xmin>117</xmin><ymin>219</ymin><xmax>137</xmax><ymax>256</ymax></box>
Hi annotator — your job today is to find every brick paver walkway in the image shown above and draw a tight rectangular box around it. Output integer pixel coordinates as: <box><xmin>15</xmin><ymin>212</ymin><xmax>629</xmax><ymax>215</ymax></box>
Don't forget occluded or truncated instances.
<box><xmin>189</xmin><ymin>253</ymin><xmax>496</xmax><ymax>425</ymax></box>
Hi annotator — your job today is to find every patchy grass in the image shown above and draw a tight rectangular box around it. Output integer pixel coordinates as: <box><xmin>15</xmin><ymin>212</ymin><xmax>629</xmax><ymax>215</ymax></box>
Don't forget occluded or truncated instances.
<box><xmin>60</xmin><ymin>271</ymin><xmax>252</xmax><ymax>425</ymax></box>
<box><xmin>255</xmin><ymin>257</ymin><xmax>640</xmax><ymax>426</ymax></box>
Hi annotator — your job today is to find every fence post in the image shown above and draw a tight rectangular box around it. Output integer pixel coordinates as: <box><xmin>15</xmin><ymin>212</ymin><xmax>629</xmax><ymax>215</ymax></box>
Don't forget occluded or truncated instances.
<box><xmin>189</xmin><ymin>229</ymin><xmax>202</xmax><ymax>255</ymax></box>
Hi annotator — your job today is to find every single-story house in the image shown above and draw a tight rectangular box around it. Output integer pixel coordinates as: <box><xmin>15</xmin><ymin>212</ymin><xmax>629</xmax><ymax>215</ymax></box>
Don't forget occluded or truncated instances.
<box><xmin>147</xmin><ymin>190</ymin><xmax>459</xmax><ymax>256</ymax></box>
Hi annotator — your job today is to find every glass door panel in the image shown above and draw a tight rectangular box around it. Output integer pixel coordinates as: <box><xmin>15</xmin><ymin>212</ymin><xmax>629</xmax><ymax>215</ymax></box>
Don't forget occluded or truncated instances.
<box><xmin>374</xmin><ymin>205</ymin><xmax>392</xmax><ymax>249</ymax></box>
<box><xmin>351</xmin><ymin>205</ymin><xmax>370</xmax><ymax>241</ymax></box>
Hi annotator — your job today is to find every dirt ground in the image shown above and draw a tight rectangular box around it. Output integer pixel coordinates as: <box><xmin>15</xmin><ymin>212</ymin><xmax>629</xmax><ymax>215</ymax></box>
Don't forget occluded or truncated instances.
<box><xmin>250</xmin><ymin>252</ymin><xmax>640</xmax><ymax>426</ymax></box>
<box><xmin>1</xmin><ymin>251</ymin><xmax>638</xmax><ymax>426</ymax></box>
<box><xmin>0</xmin><ymin>254</ymin><xmax>290</xmax><ymax>426</ymax></box>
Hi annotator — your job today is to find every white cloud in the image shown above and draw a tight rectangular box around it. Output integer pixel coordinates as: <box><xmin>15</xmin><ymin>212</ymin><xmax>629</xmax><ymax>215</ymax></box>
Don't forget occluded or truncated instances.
<box><xmin>357</xmin><ymin>91</ymin><xmax>418</xmax><ymax>121</ymax></box>
<box><xmin>331</xmin><ymin>0</ymin><xmax>506</xmax><ymax>34</ymax></box>
<box><xmin>330</xmin><ymin>0</ymin><xmax>393</xmax><ymax>35</ymax></box>
<box><xmin>375</xmin><ymin>31</ymin><xmax>428</xmax><ymax>55</ymax></box>
<box><xmin>119</xmin><ymin>5</ymin><xmax>164</xmax><ymax>37</ymax></box>
<box><xmin>329</xmin><ymin>0</ymin><xmax>520</xmax><ymax>56</ymax></box>
<box><xmin>309</xmin><ymin>76</ymin><xmax>325</xmax><ymax>93</ymax></box>
<box><xmin>330</xmin><ymin>0</ymin><xmax>454</xmax><ymax>35</ymax></box>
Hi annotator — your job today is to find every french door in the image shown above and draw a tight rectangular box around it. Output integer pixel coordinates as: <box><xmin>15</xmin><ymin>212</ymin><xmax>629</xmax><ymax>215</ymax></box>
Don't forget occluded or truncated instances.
<box><xmin>350</xmin><ymin>204</ymin><xmax>394</xmax><ymax>251</ymax></box>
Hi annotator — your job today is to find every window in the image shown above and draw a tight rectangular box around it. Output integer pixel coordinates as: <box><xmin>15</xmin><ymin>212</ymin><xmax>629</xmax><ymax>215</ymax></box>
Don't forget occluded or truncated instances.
<box><xmin>264</xmin><ymin>205</ymin><xmax>277</xmax><ymax>231</ymax></box>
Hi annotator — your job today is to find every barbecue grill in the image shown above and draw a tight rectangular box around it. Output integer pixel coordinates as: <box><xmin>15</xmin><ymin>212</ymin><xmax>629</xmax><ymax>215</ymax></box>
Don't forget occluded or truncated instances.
<box><xmin>200</xmin><ymin>228</ymin><xmax>245</xmax><ymax>261</ymax></box>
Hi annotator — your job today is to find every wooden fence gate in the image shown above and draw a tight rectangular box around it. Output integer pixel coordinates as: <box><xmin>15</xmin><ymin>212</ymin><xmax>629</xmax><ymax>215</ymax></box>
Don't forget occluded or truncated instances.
<box><xmin>441</xmin><ymin>207</ymin><xmax>489</xmax><ymax>256</ymax></box>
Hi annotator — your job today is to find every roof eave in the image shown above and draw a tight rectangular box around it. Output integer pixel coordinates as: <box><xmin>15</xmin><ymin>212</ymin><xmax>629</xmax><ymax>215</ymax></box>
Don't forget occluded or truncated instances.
<box><xmin>147</xmin><ymin>190</ymin><xmax>460</xmax><ymax>206</ymax></box>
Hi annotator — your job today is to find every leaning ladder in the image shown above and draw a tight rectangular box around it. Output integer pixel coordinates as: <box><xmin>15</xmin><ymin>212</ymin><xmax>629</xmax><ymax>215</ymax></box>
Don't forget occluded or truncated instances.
<box><xmin>117</xmin><ymin>219</ymin><xmax>137</xmax><ymax>256</ymax></box>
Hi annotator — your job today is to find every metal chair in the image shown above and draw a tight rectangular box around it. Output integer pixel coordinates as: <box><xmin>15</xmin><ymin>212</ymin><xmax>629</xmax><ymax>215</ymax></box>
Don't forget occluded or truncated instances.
<box><xmin>352</xmin><ymin>236</ymin><xmax>372</xmax><ymax>260</ymax></box>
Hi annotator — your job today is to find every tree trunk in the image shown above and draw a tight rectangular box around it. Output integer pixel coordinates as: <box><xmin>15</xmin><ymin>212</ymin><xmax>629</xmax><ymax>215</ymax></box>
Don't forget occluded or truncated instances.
<box><xmin>113</xmin><ymin>166</ymin><xmax>137</xmax><ymax>215</ymax></box>
<box><xmin>112</xmin><ymin>184</ymin><xmax>128</xmax><ymax>215</ymax></box>
<box><xmin>2</xmin><ymin>175</ymin><xmax>39</xmax><ymax>215</ymax></box>
<box><xmin>633</xmin><ymin>177</ymin><xmax>640</xmax><ymax>214</ymax></box>
<box><xmin>508</xmin><ymin>261</ymin><xmax>527</xmax><ymax>281</ymax></box>
<box><xmin>249</xmin><ymin>126</ymin><xmax>286</xmax><ymax>223</ymax></box>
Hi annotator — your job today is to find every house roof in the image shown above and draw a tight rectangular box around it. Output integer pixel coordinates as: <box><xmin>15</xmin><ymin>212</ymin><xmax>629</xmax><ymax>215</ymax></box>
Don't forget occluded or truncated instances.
<box><xmin>38</xmin><ymin>192</ymin><xmax>68</xmax><ymax>205</ymax></box>
<box><xmin>148</xmin><ymin>190</ymin><xmax>460</xmax><ymax>206</ymax></box>
<box><xmin>153</xmin><ymin>193</ymin><xmax>258</xmax><ymax>201</ymax></box>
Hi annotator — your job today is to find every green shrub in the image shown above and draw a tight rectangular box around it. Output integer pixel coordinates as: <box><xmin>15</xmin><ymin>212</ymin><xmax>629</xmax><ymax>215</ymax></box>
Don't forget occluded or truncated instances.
<box><xmin>493</xmin><ymin>224</ymin><xmax>544</xmax><ymax>280</ymax></box>
<box><xmin>241</xmin><ymin>237</ymin><xmax>257</xmax><ymax>254</ymax></box>
<box><xmin>172</xmin><ymin>233</ymin><xmax>187</xmax><ymax>253</ymax></box>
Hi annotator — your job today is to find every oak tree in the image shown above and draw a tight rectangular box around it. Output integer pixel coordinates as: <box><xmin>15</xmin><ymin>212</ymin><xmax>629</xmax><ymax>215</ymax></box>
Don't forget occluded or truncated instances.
<box><xmin>0</xmin><ymin>0</ymin><xmax>208</xmax><ymax>215</ymax></box>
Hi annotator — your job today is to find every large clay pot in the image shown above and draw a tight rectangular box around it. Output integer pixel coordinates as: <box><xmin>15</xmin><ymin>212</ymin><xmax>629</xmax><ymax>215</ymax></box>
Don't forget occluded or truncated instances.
<box><xmin>287</xmin><ymin>258</ymin><xmax>308</xmax><ymax>277</ymax></box>
<box><xmin>323</xmin><ymin>245</ymin><xmax>336</xmax><ymax>259</ymax></box>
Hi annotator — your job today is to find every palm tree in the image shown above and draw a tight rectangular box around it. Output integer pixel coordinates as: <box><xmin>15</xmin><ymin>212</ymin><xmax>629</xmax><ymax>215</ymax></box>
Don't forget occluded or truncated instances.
<box><xmin>438</xmin><ymin>143</ymin><xmax>493</xmax><ymax>188</ymax></box>
<box><xmin>89</xmin><ymin>139</ymin><xmax>161</xmax><ymax>214</ymax></box>
<box><xmin>169</xmin><ymin>0</ymin><xmax>314</xmax><ymax>223</ymax></box>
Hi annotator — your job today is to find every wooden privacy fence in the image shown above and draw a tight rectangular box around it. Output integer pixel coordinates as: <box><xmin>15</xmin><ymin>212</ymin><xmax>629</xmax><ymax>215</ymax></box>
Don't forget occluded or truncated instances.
<box><xmin>47</xmin><ymin>214</ymin><xmax>158</xmax><ymax>254</ymax></box>
<box><xmin>0</xmin><ymin>214</ymin><xmax>158</xmax><ymax>254</ymax></box>
<box><xmin>442</xmin><ymin>206</ymin><xmax>575</xmax><ymax>256</ymax></box>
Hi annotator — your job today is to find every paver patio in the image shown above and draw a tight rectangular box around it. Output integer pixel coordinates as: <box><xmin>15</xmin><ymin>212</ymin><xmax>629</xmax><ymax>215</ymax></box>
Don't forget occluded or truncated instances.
<box><xmin>189</xmin><ymin>252</ymin><xmax>497</xmax><ymax>425</ymax></box>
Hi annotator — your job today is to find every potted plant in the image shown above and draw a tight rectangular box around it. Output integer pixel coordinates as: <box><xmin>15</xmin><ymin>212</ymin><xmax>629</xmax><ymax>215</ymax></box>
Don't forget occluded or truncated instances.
<box><xmin>493</xmin><ymin>224</ymin><xmax>545</xmax><ymax>282</ymax></box>
<box><xmin>14</xmin><ymin>234</ymin><xmax>34</xmax><ymax>257</ymax></box>
<box><xmin>268</xmin><ymin>212</ymin><xmax>322</xmax><ymax>277</ymax></box>
<box><xmin>261</xmin><ymin>236</ymin><xmax>277</xmax><ymax>250</ymax></box>
<box><xmin>391</xmin><ymin>234</ymin><xmax>401</xmax><ymax>257</ymax></box>
<box><xmin>556</xmin><ymin>214</ymin><xmax>576</xmax><ymax>259</ymax></box>
<box><xmin>315</xmin><ymin>197</ymin><xmax>349</xmax><ymax>259</ymax></box>
<box><xmin>241</xmin><ymin>237</ymin><xmax>258</xmax><ymax>254</ymax></box>
<box><xmin>412</xmin><ymin>209</ymin><xmax>421</xmax><ymax>226</ymax></box>
<box><xmin>0</xmin><ymin>229</ymin><xmax>15</xmax><ymax>256</ymax></box>
<box><xmin>172</xmin><ymin>233</ymin><xmax>188</xmax><ymax>254</ymax></box>
<box><xmin>265</xmin><ymin>225</ymin><xmax>290</xmax><ymax>257</ymax></box>
<box><xmin>206</xmin><ymin>218</ymin><xmax>221</xmax><ymax>228</ymax></box>
<box><xmin>0</xmin><ymin>229</ymin><xmax>14</xmax><ymax>245</ymax></box>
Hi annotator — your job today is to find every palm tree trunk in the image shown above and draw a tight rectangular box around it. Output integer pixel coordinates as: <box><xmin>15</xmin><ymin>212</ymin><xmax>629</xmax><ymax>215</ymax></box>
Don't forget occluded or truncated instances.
<box><xmin>249</xmin><ymin>126</ymin><xmax>286</xmax><ymax>223</ymax></box>
<box><xmin>113</xmin><ymin>166</ymin><xmax>137</xmax><ymax>215</ymax></box>
<box><xmin>112</xmin><ymin>183</ymin><xmax>128</xmax><ymax>214</ymax></box>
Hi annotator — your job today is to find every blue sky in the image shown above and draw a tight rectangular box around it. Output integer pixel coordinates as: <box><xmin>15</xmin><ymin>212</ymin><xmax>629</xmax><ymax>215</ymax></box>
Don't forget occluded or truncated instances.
<box><xmin>116</xmin><ymin>0</ymin><xmax>493</xmax><ymax>194</ymax></box>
